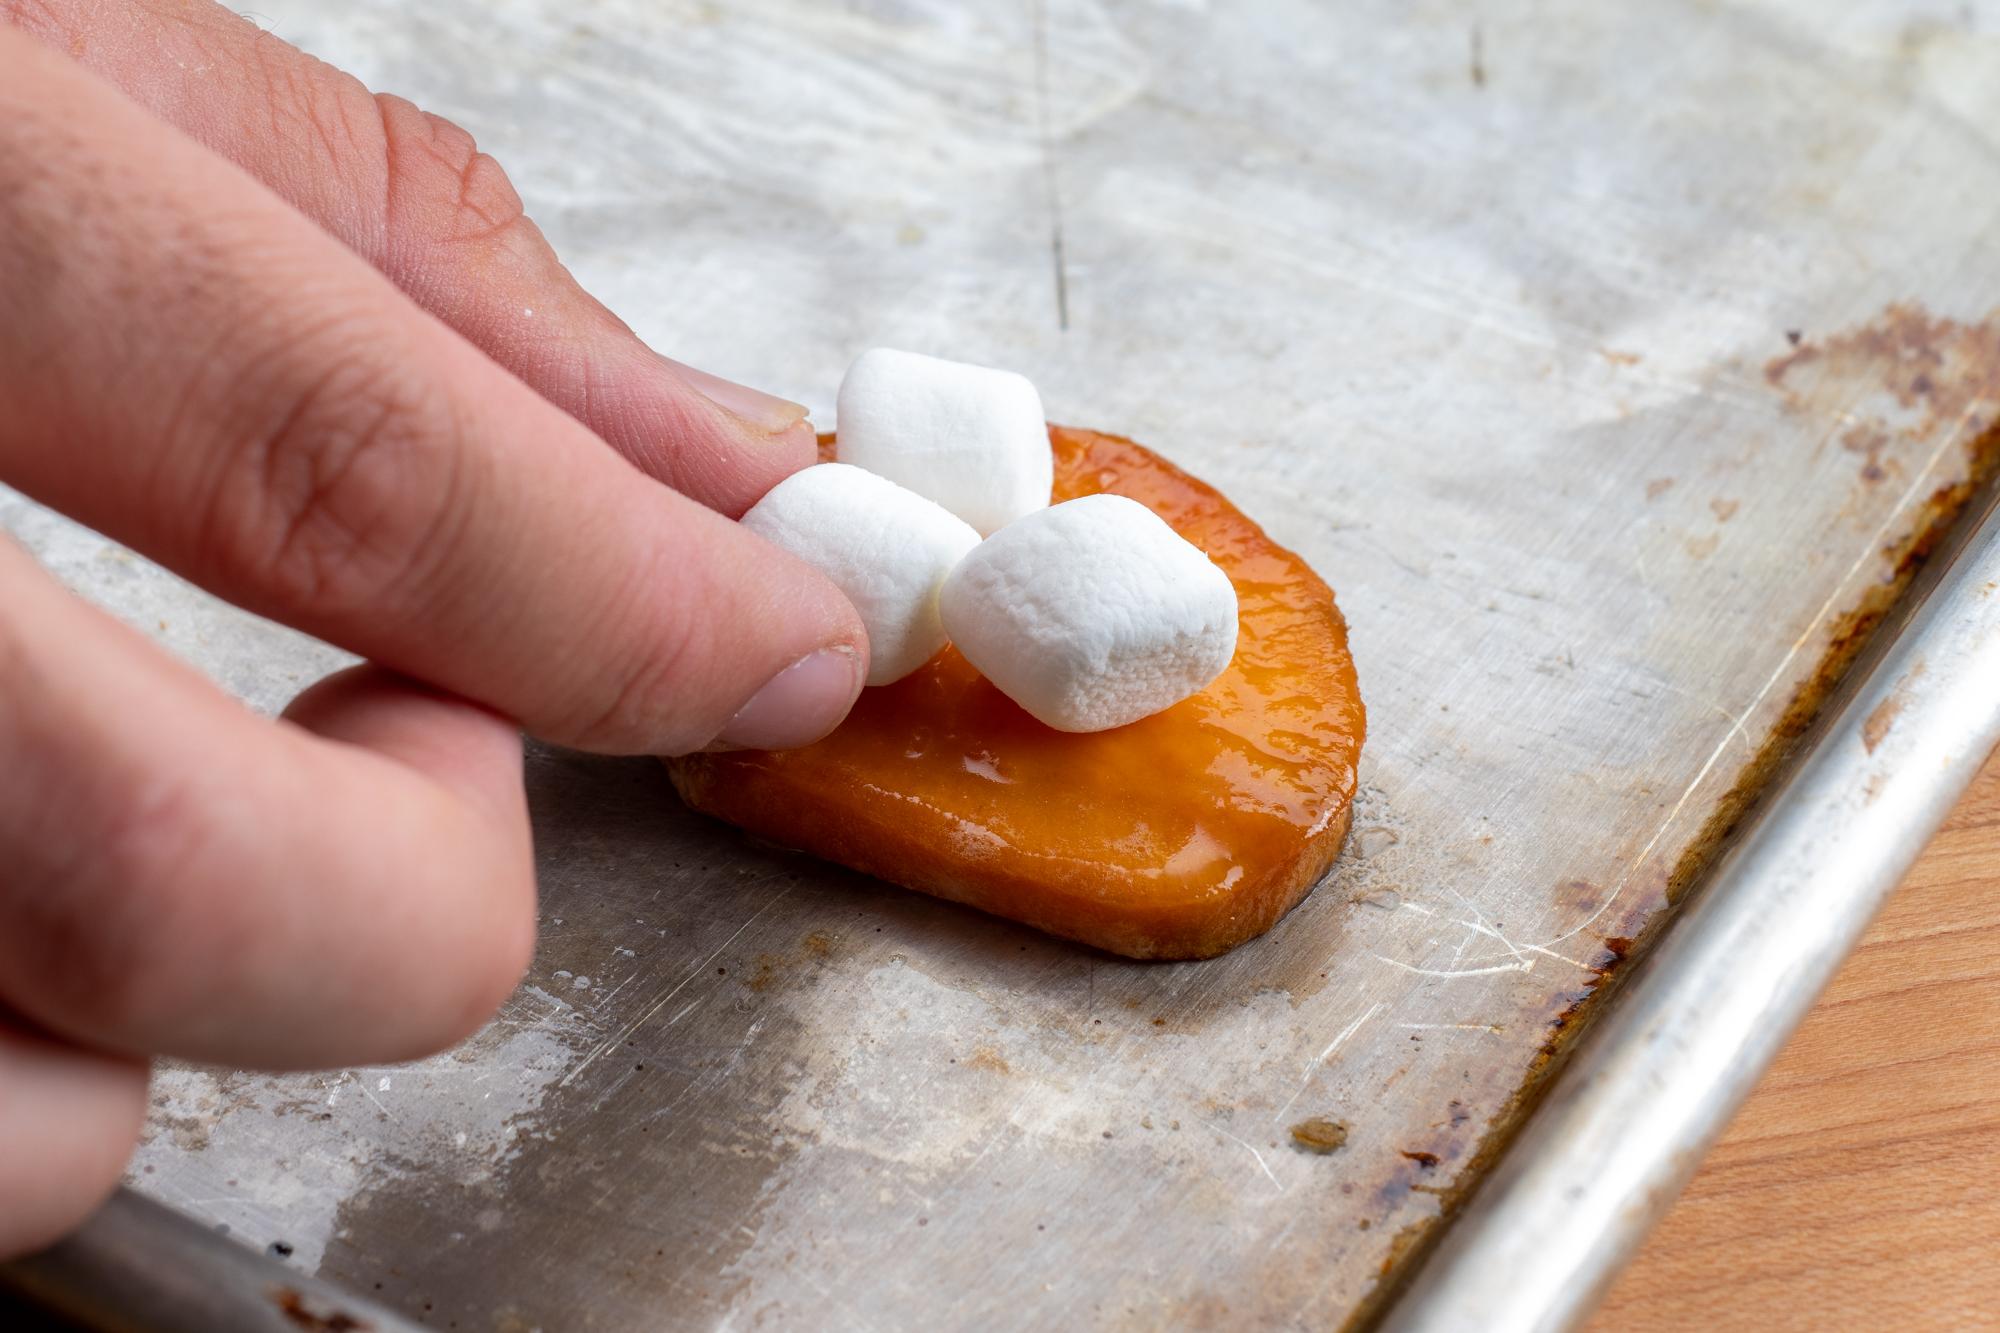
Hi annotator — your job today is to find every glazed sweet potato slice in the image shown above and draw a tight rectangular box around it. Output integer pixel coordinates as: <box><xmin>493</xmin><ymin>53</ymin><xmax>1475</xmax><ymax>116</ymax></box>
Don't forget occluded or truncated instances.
<box><xmin>666</xmin><ymin>426</ymin><xmax>1364</xmax><ymax>959</ymax></box>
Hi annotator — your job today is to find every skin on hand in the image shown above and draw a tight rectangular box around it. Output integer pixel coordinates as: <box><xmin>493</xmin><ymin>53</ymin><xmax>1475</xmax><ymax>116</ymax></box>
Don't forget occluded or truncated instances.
<box><xmin>8</xmin><ymin>0</ymin><xmax>817</xmax><ymax>518</ymax></box>
<box><xmin>0</xmin><ymin>7</ymin><xmax>868</xmax><ymax>1258</ymax></box>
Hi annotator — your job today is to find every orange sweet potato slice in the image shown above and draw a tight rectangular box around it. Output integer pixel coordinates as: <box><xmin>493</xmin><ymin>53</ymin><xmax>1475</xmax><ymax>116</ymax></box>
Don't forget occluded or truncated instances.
<box><xmin>665</xmin><ymin>426</ymin><xmax>1365</xmax><ymax>959</ymax></box>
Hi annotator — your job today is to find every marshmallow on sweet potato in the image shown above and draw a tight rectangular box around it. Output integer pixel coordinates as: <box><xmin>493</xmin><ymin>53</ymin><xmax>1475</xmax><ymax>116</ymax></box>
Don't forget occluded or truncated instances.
<box><xmin>834</xmin><ymin>348</ymin><xmax>1051</xmax><ymax>536</ymax></box>
<box><xmin>741</xmin><ymin>463</ymin><xmax>980</xmax><ymax>686</ymax></box>
<box><xmin>938</xmin><ymin>494</ymin><xmax>1239</xmax><ymax>732</ymax></box>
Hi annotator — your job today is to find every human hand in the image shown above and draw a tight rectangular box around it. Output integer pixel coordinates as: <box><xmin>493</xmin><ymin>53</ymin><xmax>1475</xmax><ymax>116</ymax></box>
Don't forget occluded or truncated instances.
<box><xmin>0</xmin><ymin>1</ymin><xmax>868</xmax><ymax>1257</ymax></box>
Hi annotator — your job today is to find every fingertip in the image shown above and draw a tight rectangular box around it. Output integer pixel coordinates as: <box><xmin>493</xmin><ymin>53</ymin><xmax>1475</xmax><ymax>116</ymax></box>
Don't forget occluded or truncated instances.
<box><xmin>576</xmin><ymin>341</ymin><xmax>819</xmax><ymax>515</ymax></box>
<box><xmin>663</xmin><ymin>358</ymin><xmax>810</xmax><ymax>435</ymax></box>
<box><xmin>702</xmin><ymin>643</ymin><xmax>866</xmax><ymax>754</ymax></box>
<box><xmin>405</xmin><ymin>859</ymin><xmax>537</xmax><ymax>1059</ymax></box>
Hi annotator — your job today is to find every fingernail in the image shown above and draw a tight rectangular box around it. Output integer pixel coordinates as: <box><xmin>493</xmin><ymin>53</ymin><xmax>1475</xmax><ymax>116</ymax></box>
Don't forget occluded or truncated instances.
<box><xmin>711</xmin><ymin>646</ymin><xmax>863</xmax><ymax>751</ymax></box>
<box><xmin>668</xmin><ymin>359</ymin><xmax>812</xmax><ymax>435</ymax></box>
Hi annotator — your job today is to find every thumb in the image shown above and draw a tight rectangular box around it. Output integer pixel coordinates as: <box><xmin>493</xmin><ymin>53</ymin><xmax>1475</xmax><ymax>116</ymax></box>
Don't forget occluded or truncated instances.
<box><xmin>8</xmin><ymin>0</ymin><xmax>810</xmax><ymax>517</ymax></box>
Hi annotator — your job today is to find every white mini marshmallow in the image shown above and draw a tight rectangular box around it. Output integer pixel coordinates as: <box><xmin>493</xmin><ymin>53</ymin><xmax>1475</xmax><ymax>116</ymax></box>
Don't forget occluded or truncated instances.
<box><xmin>835</xmin><ymin>348</ymin><xmax>1052</xmax><ymax>536</ymax></box>
<box><xmin>938</xmin><ymin>494</ymin><xmax>1239</xmax><ymax>732</ymax></box>
<box><xmin>742</xmin><ymin>463</ymin><xmax>981</xmax><ymax>686</ymax></box>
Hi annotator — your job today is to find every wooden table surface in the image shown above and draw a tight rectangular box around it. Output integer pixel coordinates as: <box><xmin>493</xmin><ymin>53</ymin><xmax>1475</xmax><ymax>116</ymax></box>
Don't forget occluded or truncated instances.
<box><xmin>1588</xmin><ymin>745</ymin><xmax>2000</xmax><ymax>1331</ymax></box>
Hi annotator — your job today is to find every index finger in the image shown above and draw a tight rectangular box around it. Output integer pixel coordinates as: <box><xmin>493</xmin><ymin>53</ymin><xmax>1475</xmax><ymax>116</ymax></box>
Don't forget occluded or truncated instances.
<box><xmin>6</xmin><ymin>0</ymin><xmax>817</xmax><ymax>517</ymax></box>
<box><xmin>0</xmin><ymin>30</ymin><xmax>866</xmax><ymax>755</ymax></box>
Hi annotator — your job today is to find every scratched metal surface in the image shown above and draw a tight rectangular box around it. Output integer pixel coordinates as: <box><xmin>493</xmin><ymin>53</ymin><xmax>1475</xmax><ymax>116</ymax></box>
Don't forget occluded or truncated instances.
<box><xmin>10</xmin><ymin>0</ymin><xmax>2000</xmax><ymax>1327</ymax></box>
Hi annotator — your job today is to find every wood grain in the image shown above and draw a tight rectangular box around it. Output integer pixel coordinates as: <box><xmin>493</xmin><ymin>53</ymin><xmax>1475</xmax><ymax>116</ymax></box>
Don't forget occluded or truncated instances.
<box><xmin>1588</xmin><ymin>746</ymin><xmax>2000</xmax><ymax>1331</ymax></box>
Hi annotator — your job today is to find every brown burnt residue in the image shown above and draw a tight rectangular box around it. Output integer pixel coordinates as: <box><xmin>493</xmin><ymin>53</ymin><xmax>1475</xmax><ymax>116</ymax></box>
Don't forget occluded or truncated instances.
<box><xmin>1659</xmin><ymin>422</ymin><xmax>1999</xmax><ymax>915</ymax></box>
<box><xmin>1341</xmin><ymin>895</ymin><xmax>1658</xmax><ymax>1332</ymax></box>
<box><xmin>1290</xmin><ymin>1117</ymin><xmax>1350</xmax><ymax>1154</ymax></box>
<box><xmin>1663</xmin><ymin>306</ymin><xmax>2000</xmax><ymax>915</ymax></box>
<box><xmin>1842</xmin><ymin>421</ymin><xmax>1893</xmax><ymax>484</ymax></box>
<box><xmin>1766</xmin><ymin>303</ymin><xmax>2000</xmax><ymax>486</ymax></box>
<box><xmin>1532</xmin><ymin>919</ymin><xmax>1657</xmax><ymax>1070</ymax></box>
<box><xmin>1369</xmin><ymin>1132</ymin><xmax>1465</xmax><ymax>1216</ymax></box>
<box><xmin>1779</xmin><ymin>306</ymin><xmax>2000</xmax><ymax>401</ymax></box>
<box><xmin>1561</xmin><ymin>879</ymin><xmax>1602</xmax><ymax>914</ymax></box>
<box><xmin>271</xmin><ymin>1287</ymin><xmax>370</xmax><ymax>1332</ymax></box>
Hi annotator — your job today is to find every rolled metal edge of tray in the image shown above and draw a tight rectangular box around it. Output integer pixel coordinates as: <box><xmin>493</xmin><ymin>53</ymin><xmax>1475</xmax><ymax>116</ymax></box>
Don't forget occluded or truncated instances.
<box><xmin>1378</xmin><ymin>487</ymin><xmax>2000</xmax><ymax>1333</ymax></box>
<box><xmin>0</xmin><ymin>1188</ymin><xmax>427</xmax><ymax>1333</ymax></box>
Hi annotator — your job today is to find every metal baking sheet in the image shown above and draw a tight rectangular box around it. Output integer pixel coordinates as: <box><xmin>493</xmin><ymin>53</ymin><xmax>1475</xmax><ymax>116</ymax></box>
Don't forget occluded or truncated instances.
<box><xmin>9</xmin><ymin>1</ymin><xmax>2000</xmax><ymax>1328</ymax></box>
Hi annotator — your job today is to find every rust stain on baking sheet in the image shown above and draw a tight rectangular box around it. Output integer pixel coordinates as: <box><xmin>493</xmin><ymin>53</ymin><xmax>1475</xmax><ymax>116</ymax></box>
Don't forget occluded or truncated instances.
<box><xmin>1766</xmin><ymin>302</ymin><xmax>2000</xmax><ymax>484</ymax></box>
<box><xmin>1843</xmin><ymin>421</ymin><xmax>1894</xmax><ymax>484</ymax></box>
<box><xmin>1346</xmin><ymin>306</ymin><xmax>2000</xmax><ymax>1332</ymax></box>
<box><xmin>1340</xmin><ymin>868</ymin><xmax>1671</xmax><ymax>1330</ymax></box>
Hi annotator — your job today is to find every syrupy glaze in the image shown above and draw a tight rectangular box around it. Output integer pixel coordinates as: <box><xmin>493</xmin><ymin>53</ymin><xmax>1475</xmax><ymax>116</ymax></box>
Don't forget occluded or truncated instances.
<box><xmin>666</xmin><ymin>426</ymin><xmax>1365</xmax><ymax>959</ymax></box>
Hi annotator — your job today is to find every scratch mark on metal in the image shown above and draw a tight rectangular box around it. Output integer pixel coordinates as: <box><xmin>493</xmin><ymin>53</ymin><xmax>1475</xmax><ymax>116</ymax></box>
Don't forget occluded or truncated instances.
<box><xmin>1447</xmin><ymin>889</ymin><xmax>1529</xmax><ymax>966</ymax></box>
<box><xmin>1453</xmin><ymin>918</ymin><xmax>1588</xmax><ymax>970</ymax></box>
<box><xmin>1460</xmin><ymin>942</ymin><xmax>1588</xmax><ymax>969</ymax></box>
<box><xmin>595</xmin><ymin>971</ymin><xmax>638</xmax><ymax>1009</ymax></box>
<box><xmin>1399</xmin><ymin>1022</ymin><xmax>1504</xmax><ymax>1034</ymax></box>
<box><xmin>356</xmin><ymin>1081</ymin><xmax>397</xmax><ymax>1123</ymax></box>
<box><xmin>1538</xmin><ymin>403</ymin><xmax>1980</xmax><ymax>950</ymax></box>
<box><xmin>1374</xmin><ymin>954</ymin><xmax>1535</xmax><ymax>979</ymax></box>
<box><xmin>1644</xmin><ymin>676</ymin><xmax>1759</xmax><ymax>757</ymax></box>
<box><xmin>560</xmin><ymin>888</ymin><xmax>794</xmax><ymax>1088</ymax></box>
<box><xmin>1273</xmin><ymin>1000</ymin><xmax>1384</xmax><ymax>1124</ymax></box>
<box><xmin>795</xmin><ymin>1265</ymin><xmax>882</xmax><ymax>1332</ymax></box>
<box><xmin>1209</xmin><ymin>1120</ymin><xmax>1285</xmax><ymax>1196</ymax></box>
<box><xmin>1030</xmin><ymin>0</ymin><xmax>1071</xmax><ymax>331</ymax></box>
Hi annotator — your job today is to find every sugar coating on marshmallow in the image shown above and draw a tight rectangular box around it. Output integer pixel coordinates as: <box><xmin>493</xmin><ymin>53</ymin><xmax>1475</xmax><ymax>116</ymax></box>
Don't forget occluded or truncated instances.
<box><xmin>938</xmin><ymin>494</ymin><xmax>1239</xmax><ymax>732</ymax></box>
<box><xmin>742</xmin><ymin>463</ymin><xmax>981</xmax><ymax>686</ymax></box>
<box><xmin>835</xmin><ymin>348</ymin><xmax>1052</xmax><ymax>536</ymax></box>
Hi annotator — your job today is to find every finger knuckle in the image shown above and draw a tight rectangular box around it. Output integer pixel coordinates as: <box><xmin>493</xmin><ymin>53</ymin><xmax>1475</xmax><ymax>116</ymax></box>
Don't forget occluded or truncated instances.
<box><xmin>374</xmin><ymin>93</ymin><xmax>529</xmax><ymax>251</ymax></box>
<box><xmin>198</xmin><ymin>340</ymin><xmax>468</xmax><ymax>621</ymax></box>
